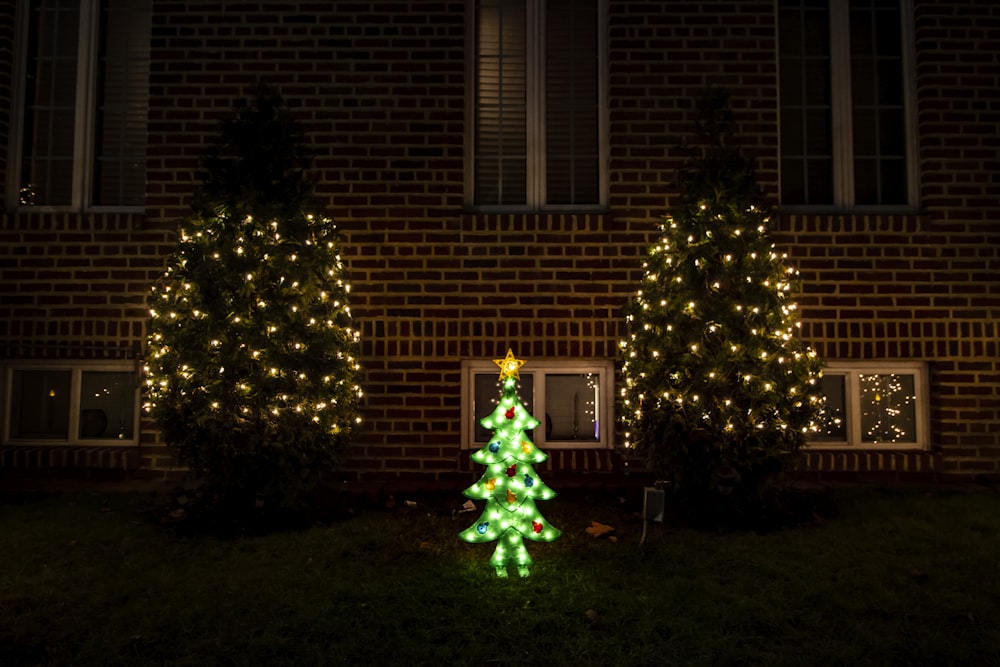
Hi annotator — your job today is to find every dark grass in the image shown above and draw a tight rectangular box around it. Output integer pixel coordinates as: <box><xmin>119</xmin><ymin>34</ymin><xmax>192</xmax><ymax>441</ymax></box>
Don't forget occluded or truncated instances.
<box><xmin>2</xmin><ymin>485</ymin><xmax>1000</xmax><ymax>665</ymax></box>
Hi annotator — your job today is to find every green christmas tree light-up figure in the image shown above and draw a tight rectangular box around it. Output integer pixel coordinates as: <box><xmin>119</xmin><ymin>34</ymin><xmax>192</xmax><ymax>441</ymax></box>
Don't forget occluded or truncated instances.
<box><xmin>144</xmin><ymin>86</ymin><xmax>362</xmax><ymax>514</ymax></box>
<box><xmin>460</xmin><ymin>350</ymin><xmax>561</xmax><ymax>578</ymax></box>
<box><xmin>619</xmin><ymin>90</ymin><xmax>824</xmax><ymax>515</ymax></box>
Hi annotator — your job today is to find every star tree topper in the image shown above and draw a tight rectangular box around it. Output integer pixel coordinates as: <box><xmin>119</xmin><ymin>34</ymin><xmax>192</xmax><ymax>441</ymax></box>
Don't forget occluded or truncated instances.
<box><xmin>494</xmin><ymin>349</ymin><xmax>526</xmax><ymax>381</ymax></box>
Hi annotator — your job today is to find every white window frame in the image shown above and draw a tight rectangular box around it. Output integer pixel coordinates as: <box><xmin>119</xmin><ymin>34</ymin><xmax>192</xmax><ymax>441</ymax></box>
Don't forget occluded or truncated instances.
<box><xmin>1</xmin><ymin>360</ymin><xmax>141</xmax><ymax>446</ymax></box>
<box><xmin>777</xmin><ymin>0</ymin><xmax>919</xmax><ymax>211</ymax></box>
<box><xmin>461</xmin><ymin>358</ymin><xmax>614</xmax><ymax>450</ymax></box>
<box><xmin>7</xmin><ymin>0</ymin><xmax>149</xmax><ymax>213</ymax></box>
<box><xmin>808</xmin><ymin>360</ymin><xmax>930</xmax><ymax>450</ymax></box>
<box><xmin>465</xmin><ymin>0</ymin><xmax>609</xmax><ymax>211</ymax></box>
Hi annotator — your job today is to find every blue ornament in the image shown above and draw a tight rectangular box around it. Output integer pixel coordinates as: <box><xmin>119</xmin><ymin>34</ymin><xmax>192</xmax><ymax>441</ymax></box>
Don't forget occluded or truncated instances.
<box><xmin>488</xmin><ymin>441</ymin><xmax>500</xmax><ymax>453</ymax></box>
<box><xmin>477</xmin><ymin>522</ymin><xmax>489</xmax><ymax>535</ymax></box>
<box><xmin>524</xmin><ymin>475</ymin><xmax>534</xmax><ymax>488</ymax></box>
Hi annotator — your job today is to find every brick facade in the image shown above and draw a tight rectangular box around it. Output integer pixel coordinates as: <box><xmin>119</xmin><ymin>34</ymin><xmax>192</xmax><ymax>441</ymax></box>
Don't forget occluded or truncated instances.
<box><xmin>1</xmin><ymin>1</ymin><xmax>998</xmax><ymax>488</ymax></box>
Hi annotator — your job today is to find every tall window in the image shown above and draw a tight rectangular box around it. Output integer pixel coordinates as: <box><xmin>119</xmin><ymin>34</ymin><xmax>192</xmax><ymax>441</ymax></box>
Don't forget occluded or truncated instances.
<box><xmin>14</xmin><ymin>0</ymin><xmax>151</xmax><ymax>209</ymax></box>
<box><xmin>778</xmin><ymin>0</ymin><xmax>915</xmax><ymax>208</ymax></box>
<box><xmin>471</xmin><ymin>0</ymin><xmax>606</xmax><ymax>209</ymax></box>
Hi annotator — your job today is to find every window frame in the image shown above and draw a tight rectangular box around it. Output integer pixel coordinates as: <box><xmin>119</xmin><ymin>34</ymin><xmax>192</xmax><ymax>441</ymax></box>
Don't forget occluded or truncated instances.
<box><xmin>465</xmin><ymin>0</ymin><xmax>609</xmax><ymax>212</ymax></box>
<box><xmin>777</xmin><ymin>0</ymin><xmax>919</xmax><ymax>212</ymax></box>
<box><xmin>808</xmin><ymin>360</ymin><xmax>930</xmax><ymax>451</ymax></box>
<box><xmin>6</xmin><ymin>0</ymin><xmax>149</xmax><ymax>214</ymax></box>
<box><xmin>460</xmin><ymin>358</ymin><xmax>615</xmax><ymax>450</ymax></box>
<box><xmin>1</xmin><ymin>360</ymin><xmax>141</xmax><ymax>446</ymax></box>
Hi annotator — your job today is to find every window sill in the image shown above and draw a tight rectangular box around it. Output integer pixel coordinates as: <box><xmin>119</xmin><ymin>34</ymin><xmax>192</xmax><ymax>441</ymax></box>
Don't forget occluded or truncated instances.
<box><xmin>3</xmin><ymin>439</ymin><xmax>139</xmax><ymax>447</ymax></box>
<box><xmin>460</xmin><ymin>210</ymin><xmax>613</xmax><ymax>232</ymax></box>
<box><xmin>465</xmin><ymin>204</ymin><xmax>609</xmax><ymax>214</ymax></box>
<box><xmin>0</xmin><ymin>443</ymin><xmax>140</xmax><ymax>471</ymax></box>
<box><xmin>3</xmin><ymin>208</ymin><xmax>146</xmax><ymax>231</ymax></box>
<box><xmin>15</xmin><ymin>205</ymin><xmax>145</xmax><ymax>214</ymax></box>
<box><xmin>773</xmin><ymin>209</ymin><xmax>932</xmax><ymax>232</ymax></box>
<box><xmin>805</xmin><ymin>443</ymin><xmax>928</xmax><ymax>452</ymax></box>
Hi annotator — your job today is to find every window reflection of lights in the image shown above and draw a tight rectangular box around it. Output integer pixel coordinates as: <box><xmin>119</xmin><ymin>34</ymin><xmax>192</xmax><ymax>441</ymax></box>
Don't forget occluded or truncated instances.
<box><xmin>860</xmin><ymin>373</ymin><xmax>915</xmax><ymax>444</ymax></box>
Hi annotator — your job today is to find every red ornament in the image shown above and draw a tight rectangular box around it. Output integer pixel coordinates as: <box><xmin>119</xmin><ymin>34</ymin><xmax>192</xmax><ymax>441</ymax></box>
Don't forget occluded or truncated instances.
<box><xmin>532</xmin><ymin>521</ymin><xmax>543</xmax><ymax>534</ymax></box>
<box><xmin>505</xmin><ymin>407</ymin><xmax>516</xmax><ymax>419</ymax></box>
<box><xmin>506</xmin><ymin>464</ymin><xmax>517</xmax><ymax>477</ymax></box>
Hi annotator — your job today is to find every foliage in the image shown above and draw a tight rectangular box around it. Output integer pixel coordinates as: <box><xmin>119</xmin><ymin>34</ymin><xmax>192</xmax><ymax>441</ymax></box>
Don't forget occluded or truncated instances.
<box><xmin>620</xmin><ymin>90</ymin><xmax>824</xmax><ymax>516</ymax></box>
<box><xmin>144</xmin><ymin>86</ymin><xmax>362</xmax><ymax>515</ymax></box>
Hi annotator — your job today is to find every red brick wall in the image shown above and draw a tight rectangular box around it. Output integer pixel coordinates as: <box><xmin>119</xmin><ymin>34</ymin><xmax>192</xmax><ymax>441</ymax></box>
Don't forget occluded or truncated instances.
<box><xmin>783</xmin><ymin>0</ymin><xmax>1000</xmax><ymax>477</ymax></box>
<box><xmin>1</xmin><ymin>0</ymin><xmax>998</xmax><ymax>485</ymax></box>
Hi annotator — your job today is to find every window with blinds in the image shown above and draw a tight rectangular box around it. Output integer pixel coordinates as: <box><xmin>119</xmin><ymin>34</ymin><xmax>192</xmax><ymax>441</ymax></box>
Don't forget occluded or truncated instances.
<box><xmin>16</xmin><ymin>0</ymin><xmax>151</xmax><ymax>209</ymax></box>
<box><xmin>778</xmin><ymin>0</ymin><xmax>915</xmax><ymax>208</ymax></box>
<box><xmin>93</xmin><ymin>0</ymin><xmax>151</xmax><ymax>207</ymax></box>
<box><xmin>472</xmin><ymin>0</ymin><xmax>605</xmax><ymax>210</ymax></box>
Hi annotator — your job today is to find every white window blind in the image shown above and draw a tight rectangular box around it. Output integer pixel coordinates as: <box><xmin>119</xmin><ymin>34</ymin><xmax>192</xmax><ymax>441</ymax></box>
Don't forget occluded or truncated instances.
<box><xmin>93</xmin><ymin>0</ymin><xmax>152</xmax><ymax>207</ymax></box>
<box><xmin>544</xmin><ymin>0</ymin><xmax>600</xmax><ymax>205</ymax></box>
<box><xmin>474</xmin><ymin>0</ymin><xmax>529</xmax><ymax>206</ymax></box>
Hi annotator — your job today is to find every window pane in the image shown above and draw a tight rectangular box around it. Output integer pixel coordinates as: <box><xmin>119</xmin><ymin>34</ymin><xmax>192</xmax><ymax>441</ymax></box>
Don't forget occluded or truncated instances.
<box><xmin>805</xmin><ymin>158</ymin><xmax>834</xmax><ymax>204</ymax></box>
<box><xmin>879</xmin><ymin>158</ymin><xmax>907</xmax><ymax>203</ymax></box>
<box><xmin>850</xmin><ymin>0</ymin><xmax>907</xmax><ymax>205</ymax></box>
<box><xmin>80</xmin><ymin>371</ymin><xmax>135</xmax><ymax>440</ymax></box>
<box><xmin>11</xmin><ymin>370</ymin><xmax>71</xmax><ymax>439</ymax></box>
<box><xmin>474</xmin><ymin>373</ymin><xmax>533</xmax><ymax>442</ymax></box>
<box><xmin>545</xmin><ymin>0</ymin><xmax>599</xmax><ymax>205</ymax></box>
<box><xmin>778</xmin><ymin>0</ymin><xmax>833</xmax><ymax>206</ymax></box>
<box><xmin>93</xmin><ymin>0</ymin><xmax>151</xmax><ymax>207</ymax></box>
<box><xmin>854</xmin><ymin>159</ymin><xmax>878</xmax><ymax>204</ymax></box>
<box><xmin>20</xmin><ymin>0</ymin><xmax>80</xmax><ymax>206</ymax></box>
<box><xmin>815</xmin><ymin>374</ymin><xmax>847</xmax><ymax>442</ymax></box>
<box><xmin>860</xmin><ymin>373</ymin><xmax>917</xmax><ymax>444</ymax></box>
<box><xmin>544</xmin><ymin>374</ymin><xmax>600</xmax><ymax>442</ymax></box>
<box><xmin>475</xmin><ymin>0</ymin><xmax>528</xmax><ymax>205</ymax></box>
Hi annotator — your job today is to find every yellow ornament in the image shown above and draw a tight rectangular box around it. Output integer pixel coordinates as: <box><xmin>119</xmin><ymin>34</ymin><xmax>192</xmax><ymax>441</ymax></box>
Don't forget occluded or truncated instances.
<box><xmin>521</xmin><ymin>441</ymin><xmax>533</xmax><ymax>454</ymax></box>
<box><xmin>493</xmin><ymin>348</ymin><xmax>526</xmax><ymax>380</ymax></box>
<box><xmin>485</xmin><ymin>478</ymin><xmax>497</xmax><ymax>491</ymax></box>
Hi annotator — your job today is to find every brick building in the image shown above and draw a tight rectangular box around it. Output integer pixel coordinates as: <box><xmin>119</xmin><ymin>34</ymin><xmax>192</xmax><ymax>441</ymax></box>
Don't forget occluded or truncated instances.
<box><xmin>1</xmin><ymin>0</ymin><xmax>998</xmax><ymax>488</ymax></box>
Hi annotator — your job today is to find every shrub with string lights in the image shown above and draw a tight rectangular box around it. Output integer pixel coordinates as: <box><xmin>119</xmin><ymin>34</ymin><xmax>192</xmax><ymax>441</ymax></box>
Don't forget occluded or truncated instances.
<box><xmin>619</xmin><ymin>91</ymin><xmax>823</xmax><ymax>513</ymax></box>
<box><xmin>144</xmin><ymin>86</ymin><xmax>362</xmax><ymax>512</ymax></box>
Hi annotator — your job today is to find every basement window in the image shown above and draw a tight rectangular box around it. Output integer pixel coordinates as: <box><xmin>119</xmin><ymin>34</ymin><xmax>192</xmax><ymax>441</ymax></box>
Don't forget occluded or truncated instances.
<box><xmin>2</xmin><ymin>361</ymin><xmax>139</xmax><ymax>445</ymax></box>
<box><xmin>810</xmin><ymin>361</ymin><xmax>929</xmax><ymax>450</ymax></box>
<box><xmin>461</xmin><ymin>358</ymin><xmax>614</xmax><ymax>449</ymax></box>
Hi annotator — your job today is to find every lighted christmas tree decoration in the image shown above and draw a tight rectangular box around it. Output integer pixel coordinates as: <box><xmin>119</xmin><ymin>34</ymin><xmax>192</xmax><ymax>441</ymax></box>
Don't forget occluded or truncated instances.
<box><xmin>143</xmin><ymin>85</ymin><xmax>362</xmax><ymax>512</ymax></box>
<box><xmin>460</xmin><ymin>350</ymin><xmax>561</xmax><ymax>577</ymax></box>
<box><xmin>619</xmin><ymin>90</ymin><xmax>824</xmax><ymax>511</ymax></box>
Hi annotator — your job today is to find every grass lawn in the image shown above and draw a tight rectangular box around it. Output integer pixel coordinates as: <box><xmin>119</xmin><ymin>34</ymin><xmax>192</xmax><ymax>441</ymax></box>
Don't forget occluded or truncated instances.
<box><xmin>2</xmin><ymin>485</ymin><xmax>1000</xmax><ymax>666</ymax></box>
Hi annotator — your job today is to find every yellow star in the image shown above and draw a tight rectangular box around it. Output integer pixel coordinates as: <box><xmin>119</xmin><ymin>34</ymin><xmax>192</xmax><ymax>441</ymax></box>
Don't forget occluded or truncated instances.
<box><xmin>493</xmin><ymin>349</ymin><xmax>526</xmax><ymax>380</ymax></box>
